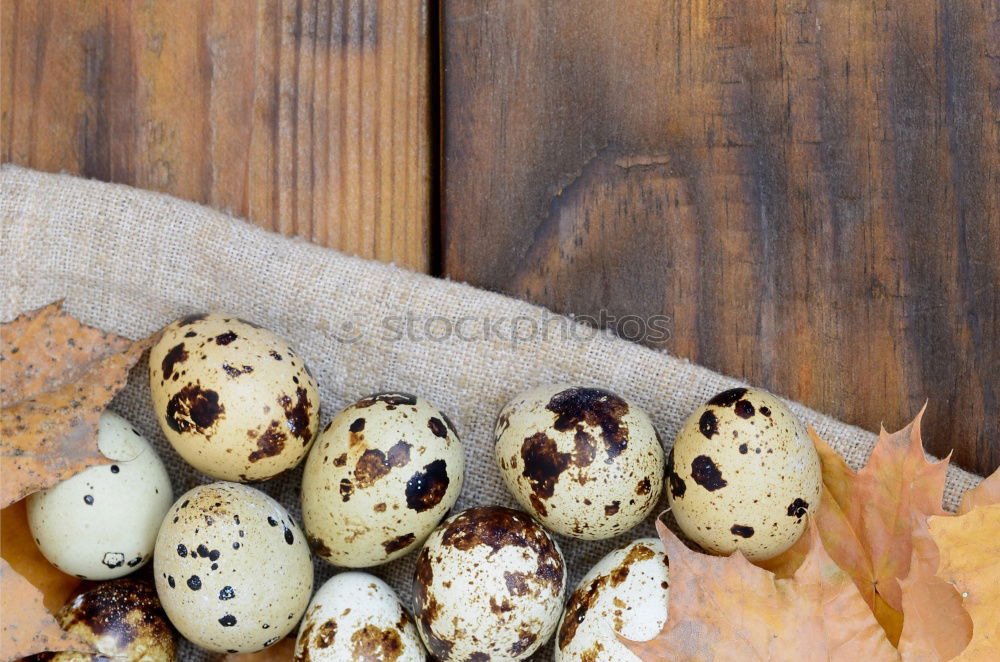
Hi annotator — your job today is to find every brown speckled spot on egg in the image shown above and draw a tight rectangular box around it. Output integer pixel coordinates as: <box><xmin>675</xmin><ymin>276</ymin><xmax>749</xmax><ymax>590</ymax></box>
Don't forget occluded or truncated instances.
<box><xmin>503</xmin><ymin>571</ymin><xmax>531</xmax><ymax>597</ymax></box>
<box><xmin>247</xmin><ymin>421</ymin><xmax>287</xmax><ymax>463</ymax></box>
<box><xmin>333</xmin><ymin>453</ymin><xmax>348</xmax><ymax>467</ymax></box>
<box><xmin>559</xmin><ymin>574</ymin><xmax>606</xmax><ymax>650</ymax></box>
<box><xmin>520</xmin><ymin>432</ymin><xmax>571</xmax><ymax>501</ymax></box>
<box><xmin>509</xmin><ymin>630</ymin><xmax>537</xmax><ymax>656</ymax></box>
<box><xmin>214</xmin><ymin>331</ymin><xmax>238</xmax><ymax>345</ymax></box>
<box><xmin>356</xmin><ymin>392</ymin><xmax>418</xmax><ymax>409</ymax></box>
<box><xmin>609</xmin><ymin>544</ymin><xmax>655</xmax><ymax>587</ymax></box>
<box><xmin>279</xmin><ymin>387</ymin><xmax>313</xmax><ymax>441</ymax></box>
<box><xmin>161</xmin><ymin>343</ymin><xmax>188</xmax><ymax>381</ymax></box>
<box><xmin>427</xmin><ymin>417</ymin><xmax>448</xmax><ymax>438</ymax></box>
<box><xmin>731</xmin><ymin>524</ymin><xmax>755</xmax><ymax>538</ymax></box>
<box><xmin>546</xmin><ymin>387</ymin><xmax>630</xmax><ymax>461</ymax></box>
<box><xmin>382</xmin><ymin>532</ymin><xmax>416</xmax><ymax>554</ymax></box>
<box><xmin>698</xmin><ymin>410</ymin><xmax>719</xmax><ymax>438</ymax></box>
<box><xmin>604</xmin><ymin>501</ymin><xmax>620</xmax><ymax>516</ymax></box>
<box><xmin>307</xmin><ymin>534</ymin><xmax>333</xmax><ymax>558</ymax></box>
<box><xmin>734</xmin><ymin>399</ymin><xmax>755</xmax><ymax>418</ymax></box>
<box><xmin>350</xmin><ymin>417</ymin><xmax>366</xmax><ymax>432</ymax></box>
<box><xmin>354</xmin><ymin>441</ymin><xmax>412</xmax><ymax>488</ymax></box>
<box><xmin>787</xmin><ymin>498</ymin><xmax>809</xmax><ymax>518</ymax></box>
<box><xmin>339</xmin><ymin>479</ymin><xmax>354</xmax><ymax>502</ymax></box>
<box><xmin>636</xmin><ymin>477</ymin><xmax>651</xmax><ymax>495</ymax></box>
<box><xmin>666</xmin><ymin>449</ymin><xmax>687</xmax><ymax>499</ymax></box>
<box><xmin>404</xmin><ymin>459</ymin><xmax>450</xmax><ymax>512</ymax></box>
<box><xmin>414</xmin><ymin>549</ymin><xmax>454</xmax><ymax>659</ymax></box>
<box><xmin>690</xmin><ymin>455</ymin><xmax>727</xmax><ymax>491</ymax></box>
<box><xmin>165</xmin><ymin>383</ymin><xmax>225</xmax><ymax>435</ymax></box>
<box><xmin>315</xmin><ymin>619</ymin><xmax>337</xmax><ymax>647</ymax></box>
<box><xmin>707</xmin><ymin>387</ymin><xmax>748</xmax><ymax>407</ymax></box>
<box><xmin>350</xmin><ymin>623</ymin><xmax>404</xmax><ymax>660</ymax></box>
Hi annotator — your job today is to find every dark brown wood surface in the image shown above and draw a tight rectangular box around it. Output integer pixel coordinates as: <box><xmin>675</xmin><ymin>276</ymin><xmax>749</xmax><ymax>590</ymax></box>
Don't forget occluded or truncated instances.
<box><xmin>2</xmin><ymin>0</ymin><xmax>431</xmax><ymax>270</ymax></box>
<box><xmin>442</xmin><ymin>0</ymin><xmax>1000</xmax><ymax>475</ymax></box>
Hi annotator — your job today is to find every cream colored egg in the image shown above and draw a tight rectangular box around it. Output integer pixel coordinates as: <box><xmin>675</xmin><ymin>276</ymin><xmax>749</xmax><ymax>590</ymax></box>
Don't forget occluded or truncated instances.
<box><xmin>153</xmin><ymin>482</ymin><xmax>314</xmax><ymax>653</ymax></box>
<box><xmin>494</xmin><ymin>385</ymin><xmax>664</xmax><ymax>540</ymax></box>
<box><xmin>412</xmin><ymin>506</ymin><xmax>566</xmax><ymax>661</ymax></box>
<box><xmin>666</xmin><ymin>387</ymin><xmax>822</xmax><ymax>561</ymax></box>
<box><xmin>49</xmin><ymin>579</ymin><xmax>176</xmax><ymax>662</ymax></box>
<box><xmin>148</xmin><ymin>313</ymin><xmax>320</xmax><ymax>482</ymax></box>
<box><xmin>301</xmin><ymin>392</ymin><xmax>465</xmax><ymax>567</ymax></box>
<box><xmin>295</xmin><ymin>572</ymin><xmax>426</xmax><ymax>661</ymax></box>
<box><xmin>555</xmin><ymin>538</ymin><xmax>669</xmax><ymax>662</ymax></box>
<box><xmin>27</xmin><ymin>411</ymin><xmax>173</xmax><ymax>580</ymax></box>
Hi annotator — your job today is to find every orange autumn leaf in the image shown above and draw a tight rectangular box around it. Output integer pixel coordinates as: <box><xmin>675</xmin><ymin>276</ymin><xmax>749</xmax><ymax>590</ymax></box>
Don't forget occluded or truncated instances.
<box><xmin>929</xmin><ymin>504</ymin><xmax>1000</xmax><ymax>661</ymax></box>
<box><xmin>0</xmin><ymin>500</ymin><xmax>81</xmax><ymax>613</ymax></box>
<box><xmin>0</xmin><ymin>558</ymin><xmax>95</xmax><ymax>661</ymax></box>
<box><xmin>0</xmin><ymin>301</ymin><xmax>151</xmax><ymax>507</ymax></box>
<box><xmin>623</xmin><ymin>518</ymin><xmax>899</xmax><ymax>662</ymax></box>
<box><xmin>218</xmin><ymin>636</ymin><xmax>297</xmax><ymax>661</ymax></box>
<box><xmin>762</xmin><ymin>409</ymin><xmax>948</xmax><ymax>643</ymax></box>
<box><xmin>957</xmin><ymin>468</ymin><xmax>999</xmax><ymax>516</ymax></box>
<box><xmin>897</xmin><ymin>515</ymin><xmax>973</xmax><ymax>661</ymax></box>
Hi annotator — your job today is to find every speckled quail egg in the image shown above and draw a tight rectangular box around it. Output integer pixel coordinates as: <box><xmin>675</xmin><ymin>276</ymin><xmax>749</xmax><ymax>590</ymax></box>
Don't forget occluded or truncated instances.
<box><xmin>413</xmin><ymin>506</ymin><xmax>566</xmax><ymax>661</ymax></box>
<box><xmin>26</xmin><ymin>411</ymin><xmax>173</xmax><ymax>580</ymax></box>
<box><xmin>295</xmin><ymin>572</ymin><xmax>426</xmax><ymax>661</ymax></box>
<box><xmin>666</xmin><ymin>387</ymin><xmax>822</xmax><ymax>561</ymax></box>
<box><xmin>494</xmin><ymin>384</ymin><xmax>664</xmax><ymax>540</ymax></box>
<box><xmin>301</xmin><ymin>392</ymin><xmax>465</xmax><ymax>567</ymax></box>
<box><xmin>148</xmin><ymin>313</ymin><xmax>320</xmax><ymax>482</ymax></box>
<box><xmin>153</xmin><ymin>482</ymin><xmax>313</xmax><ymax>653</ymax></box>
<box><xmin>555</xmin><ymin>538</ymin><xmax>669</xmax><ymax>662</ymax></box>
<box><xmin>48</xmin><ymin>579</ymin><xmax>176</xmax><ymax>661</ymax></box>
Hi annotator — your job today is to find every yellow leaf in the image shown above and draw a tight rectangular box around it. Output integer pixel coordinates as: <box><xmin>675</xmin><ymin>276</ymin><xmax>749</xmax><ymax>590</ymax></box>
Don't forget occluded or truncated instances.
<box><xmin>761</xmin><ymin>409</ymin><xmax>949</xmax><ymax>643</ymax></box>
<box><xmin>929</xmin><ymin>505</ymin><xmax>1000</xmax><ymax>661</ymax></box>
<box><xmin>622</xmin><ymin>519</ymin><xmax>899</xmax><ymax>661</ymax></box>
<box><xmin>897</xmin><ymin>515</ymin><xmax>973</xmax><ymax>661</ymax></box>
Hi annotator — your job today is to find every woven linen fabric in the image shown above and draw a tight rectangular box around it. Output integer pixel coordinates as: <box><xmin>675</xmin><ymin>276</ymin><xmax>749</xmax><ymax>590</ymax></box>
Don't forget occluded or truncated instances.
<box><xmin>1</xmin><ymin>164</ymin><xmax>983</xmax><ymax>661</ymax></box>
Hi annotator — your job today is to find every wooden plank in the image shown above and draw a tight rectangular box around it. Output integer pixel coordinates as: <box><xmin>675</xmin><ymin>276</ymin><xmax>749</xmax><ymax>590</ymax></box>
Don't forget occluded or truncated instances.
<box><xmin>1</xmin><ymin>0</ymin><xmax>431</xmax><ymax>271</ymax></box>
<box><xmin>442</xmin><ymin>0</ymin><xmax>1000</xmax><ymax>475</ymax></box>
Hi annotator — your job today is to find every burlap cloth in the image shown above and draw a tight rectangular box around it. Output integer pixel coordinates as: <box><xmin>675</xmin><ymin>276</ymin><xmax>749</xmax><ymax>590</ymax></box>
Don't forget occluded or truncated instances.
<box><xmin>0</xmin><ymin>165</ymin><xmax>983</xmax><ymax>660</ymax></box>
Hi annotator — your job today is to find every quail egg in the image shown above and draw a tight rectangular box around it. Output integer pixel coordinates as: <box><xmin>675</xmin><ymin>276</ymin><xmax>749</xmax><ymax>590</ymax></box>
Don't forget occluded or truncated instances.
<box><xmin>26</xmin><ymin>411</ymin><xmax>173</xmax><ymax>579</ymax></box>
<box><xmin>413</xmin><ymin>506</ymin><xmax>565</xmax><ymax>661</ymax></box>
<box><xmin>494</xmin><ymin>385</ymin><xmax>664</xmax><ymax>540</ymax></box>
<box><xmin>555</xmin><ymin>538</ymin><xmax>669</xmax><ymax>661</ymax></box>
<box><xmin>301</xmin><ymin>392</ymin><xmax>465</xmax><ymax>567</ymax></box>
<box><xmin>153</xmin><ymin>482</ymin><xmax>313</xmax><ymax>653</ymax></box>
<box><xmin>49</xmin><ymin>579</ymin><xmax>176</xmax><ymax>661</ymax></box>
<box><xmin>295</xmin><ymin>572</ymin><xmax>425</xmax><ymax>661</ymax></box>
<box><xmin>148</xmin><ymin>313</ymin><xmax>320</xmax><ymax>481</ymax></box>
<box><xmin>666</xmin><ymin>387</ymin><xmax>822</xmax><ymax>561</ymax></box>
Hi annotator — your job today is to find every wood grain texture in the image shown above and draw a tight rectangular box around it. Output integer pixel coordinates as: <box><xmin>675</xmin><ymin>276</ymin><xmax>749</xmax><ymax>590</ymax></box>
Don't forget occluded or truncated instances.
<box><xmin>1</xmin><ymin>0</ymin><xmax>431</xmax><ymax>271</ymax></box>
<box><xmin>443</xmin><ymin>0</ymin><xmax>1000</xmax><ymax>474</ymax></box>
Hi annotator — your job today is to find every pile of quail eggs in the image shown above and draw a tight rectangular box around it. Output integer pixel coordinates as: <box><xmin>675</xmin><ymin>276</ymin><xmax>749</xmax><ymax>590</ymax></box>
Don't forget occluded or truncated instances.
<box><xmin>27</xmin><ymin>312</ymin><xmax>821</xmax><ymax>661</ymax></box>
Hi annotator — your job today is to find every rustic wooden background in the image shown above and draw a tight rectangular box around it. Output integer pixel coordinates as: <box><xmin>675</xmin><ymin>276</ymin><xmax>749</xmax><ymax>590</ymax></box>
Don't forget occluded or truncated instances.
<box><xmin>3</xmin><ymin>0</ymin><xmax>997</xmax><ymax>475</ymax></box>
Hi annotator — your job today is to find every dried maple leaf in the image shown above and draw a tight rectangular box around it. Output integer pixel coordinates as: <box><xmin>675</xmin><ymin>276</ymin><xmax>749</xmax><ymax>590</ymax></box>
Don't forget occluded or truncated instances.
<box><xmin>897</xmin><ymin>515</ymin><xmax>973</xmax><ymax>661</ymax></box>
<box><xmin>622</xmin><ymin>519</ymin><xmax>899</xmax><ymax>661</ymax></box>
<box><xmin>957</xmin><ymin>468</ymin><xmax>999</xmax><ymax>516</ymax></box>
<box><xmin>761</xmin><ymin>408</ymin><xmax>948</xmax><ymax>643</ymax></box>
<box><xmin>928</xmin><ymin>503</ymin><xmax>1000</xmax><ymax>661</ymax></box>
<box><xmin>217</xmin><ymin>636</ymin><xmax>296</xmax><ymax>661</ymax></box>
<box><xmin>0</xmin><ymin>500</ymin><xmax>81</xmax><ymax>613</ymax></box>
<box><xmin>0</xmin><ymin>558</ymin><xmax>95</xmax><ymax>661</ymax></box>
<box><xmin>0</xmin><ymin>301</ymin><xmax>151</xmax><ymax>507</ymax></box>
